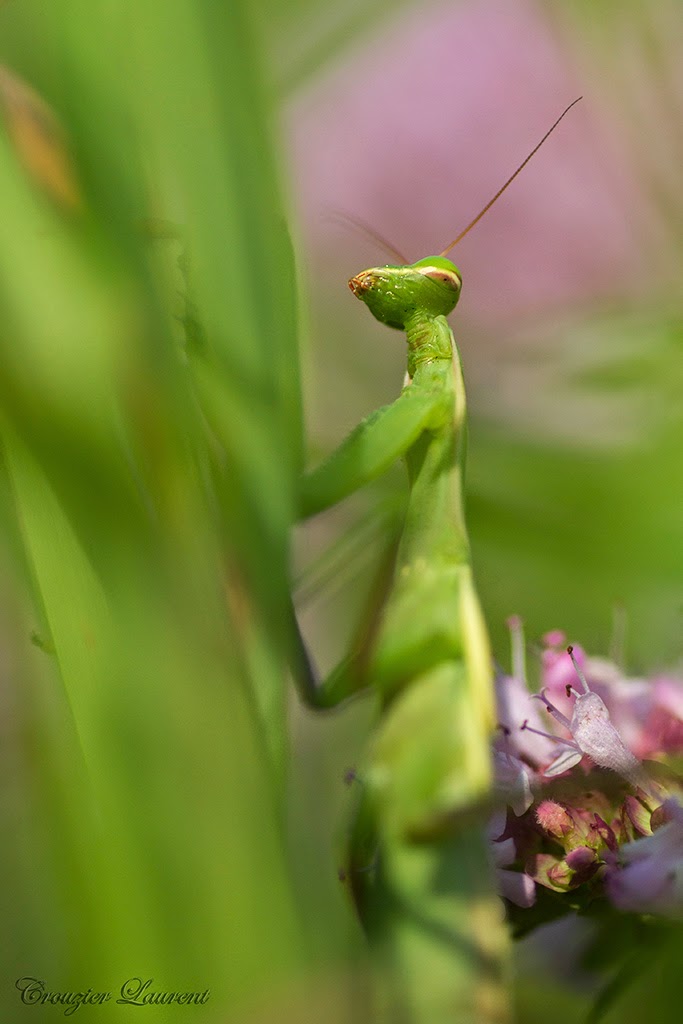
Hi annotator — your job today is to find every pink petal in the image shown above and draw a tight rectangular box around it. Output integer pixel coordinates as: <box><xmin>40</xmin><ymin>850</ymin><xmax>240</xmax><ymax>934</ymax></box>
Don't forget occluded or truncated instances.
<box><xmin>491</xmin><ymin>837</ymin><xmax>516</xmax><ymax>868</ymax></box>
<box><xmin>498</xmin><ymin>869</ymin><xmax>536</xmax><ymax>908</ymax></box>
<box><xmin>496</xmin><ymin>674</ymin><xmax>559</xmax><ymax>765</ymax></box>
<box><xmin>653</xmin><ymin>678</ymin><xmax>683</xmax><ymax>719</ymax></box>
<box><xmin>606</xmin><ymin>858</ymin><xmax>675</xmax><ymax>912</ymax></box>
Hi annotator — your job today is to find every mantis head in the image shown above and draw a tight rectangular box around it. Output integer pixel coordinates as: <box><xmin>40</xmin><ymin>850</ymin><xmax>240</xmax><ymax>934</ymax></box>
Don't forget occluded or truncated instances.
<box><xmin>346</xmin><ymin>97</ymin><xmax>582</xmax><ymax>332</ymax></box>
<box><xmin>348</xmin><ymin>256</ymin><xmax>462</xmax><ymax>330</ymax></box>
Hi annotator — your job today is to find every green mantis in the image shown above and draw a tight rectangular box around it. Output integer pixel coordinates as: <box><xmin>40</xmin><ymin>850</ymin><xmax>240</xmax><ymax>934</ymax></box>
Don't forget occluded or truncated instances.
<box><xmin>295</xmin><ymin>99</ymin><xmax>581</xmax><ymax>1024</ymax></box>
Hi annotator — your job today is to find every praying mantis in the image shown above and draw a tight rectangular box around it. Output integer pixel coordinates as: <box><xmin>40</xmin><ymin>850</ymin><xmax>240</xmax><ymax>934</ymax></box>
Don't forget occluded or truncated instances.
<box><xmin>294</xmin><ymin>98</ymin><xmax>582</xmax><ymax>1024</ymax></box>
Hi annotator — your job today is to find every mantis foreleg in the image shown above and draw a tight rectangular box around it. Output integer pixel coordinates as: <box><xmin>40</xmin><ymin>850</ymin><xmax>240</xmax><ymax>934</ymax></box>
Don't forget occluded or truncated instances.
<box><xmin>299</xmin><ymin>386</ymin><xmax>449</xmax><ymax>520</ymax></box>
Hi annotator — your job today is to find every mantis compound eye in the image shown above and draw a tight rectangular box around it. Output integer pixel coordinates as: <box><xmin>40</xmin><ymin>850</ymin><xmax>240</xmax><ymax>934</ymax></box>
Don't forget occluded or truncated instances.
<box><xmin>421</xmin><ymin>269</ymin><xmax>461</xmax><ymax>291</ymax></box>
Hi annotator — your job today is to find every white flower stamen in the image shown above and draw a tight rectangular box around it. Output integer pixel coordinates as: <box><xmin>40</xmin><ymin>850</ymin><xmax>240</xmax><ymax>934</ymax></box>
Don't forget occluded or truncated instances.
<box><xmin>507</xmin><ymin>615</ymin><xmax>527</xmax><ymax>686</ymax></box>
<box><xmin>531</xmin><ymin>688</ymin><xmax>572</xmax><ymax>730</ymax></box>
<box><xmin>567</xmin><ymin>644</ymin><xmax>590</xmax><ymax>694</ymax></box>
<box><xmin>521</xmin><ymin>717</ymin><xmax>583</xmax><ymax>777</ymax></box>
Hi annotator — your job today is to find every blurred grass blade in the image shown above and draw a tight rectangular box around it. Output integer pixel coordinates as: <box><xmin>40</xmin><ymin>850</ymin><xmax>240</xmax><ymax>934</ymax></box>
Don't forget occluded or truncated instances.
<box><xmin>0</xmin><ymin>0</ymin><xmax>314</xmax><ymax>1020</ymax></box>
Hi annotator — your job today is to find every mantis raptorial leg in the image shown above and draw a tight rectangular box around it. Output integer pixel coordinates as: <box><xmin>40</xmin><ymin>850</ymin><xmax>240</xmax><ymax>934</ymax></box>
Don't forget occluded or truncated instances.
<box><xmin>296</xmin><ymin>99</ymin><xmax>582</xmax><ymax>1024</ymax></box>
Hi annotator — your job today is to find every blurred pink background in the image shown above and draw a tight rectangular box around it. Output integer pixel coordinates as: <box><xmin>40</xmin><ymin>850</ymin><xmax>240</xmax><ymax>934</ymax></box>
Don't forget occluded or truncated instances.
<box><xmin>287</xmin><ymin>0</ymin><xmax>647</xmax><ymax>326</ymax></box>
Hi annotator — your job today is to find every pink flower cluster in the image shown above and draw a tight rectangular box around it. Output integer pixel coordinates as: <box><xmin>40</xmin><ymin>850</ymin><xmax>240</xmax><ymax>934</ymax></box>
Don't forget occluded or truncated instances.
<box><xmin>491</xmin><ymin>621</ymin><xmax>683</xmax><ymax>919</ymax></box>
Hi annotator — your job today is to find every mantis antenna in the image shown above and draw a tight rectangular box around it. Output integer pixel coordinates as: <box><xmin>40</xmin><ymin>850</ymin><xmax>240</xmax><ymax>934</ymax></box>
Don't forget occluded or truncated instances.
<box><xmin>439</xmin><ymin>96</ymin><xmax>583</xmax><ymax>257</ymax></box>
<box><xmin>325</xmin><ymin>208</ymin><xmax>409</xmax><ymax>265</ymax></box>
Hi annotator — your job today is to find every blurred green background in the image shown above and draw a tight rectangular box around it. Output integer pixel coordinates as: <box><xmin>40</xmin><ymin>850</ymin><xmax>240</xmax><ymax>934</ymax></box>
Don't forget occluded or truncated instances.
<box><xmin>0</xmin><ymin>0</ymin><xmax>681</xmax><ymax>1021</ymax></box>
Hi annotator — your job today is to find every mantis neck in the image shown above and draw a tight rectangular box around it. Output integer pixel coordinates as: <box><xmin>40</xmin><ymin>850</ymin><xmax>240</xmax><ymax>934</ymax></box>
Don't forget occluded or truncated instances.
<box><xmin>398</xmin><ymin>319</ymin><xmax>470</xmax><ymax>572</ymax></box>
<box><xmin>405</xmin><ymin>313</ymin><xmax>452</xmax><ymax>378</ymax></box>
